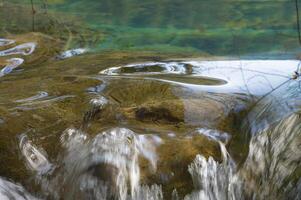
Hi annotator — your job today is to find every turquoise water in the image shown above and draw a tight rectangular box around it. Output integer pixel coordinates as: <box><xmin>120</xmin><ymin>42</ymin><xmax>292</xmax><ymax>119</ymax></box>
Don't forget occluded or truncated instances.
<box><xmin>2</xmin><ymin>0</ymin><xmax>301</xmax><ymax>56</ymax></box>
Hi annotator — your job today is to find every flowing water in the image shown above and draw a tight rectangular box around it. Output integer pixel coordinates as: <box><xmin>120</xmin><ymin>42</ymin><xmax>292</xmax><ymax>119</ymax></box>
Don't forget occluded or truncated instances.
<box><xmin>0</xmin><ymin>0</ymin><xmax>301</xmax><ymax>200</ymax></box>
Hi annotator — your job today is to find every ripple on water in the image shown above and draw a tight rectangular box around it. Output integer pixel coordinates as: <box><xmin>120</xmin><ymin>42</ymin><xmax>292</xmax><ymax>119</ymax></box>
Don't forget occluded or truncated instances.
<box><xmin>0</xmin><ymin>38</ymin><xmax>15</xmax><ymax>47</ymax></box>
<box><xmin>15</xmin><ymin>91</ymin><xmax>49</xmax><ymax>103</ymax></box>
<box><xmin>13</xmin><ymin>95</ymin><xmax>75</xmax><ymax>111</ymax></box>
<box><xmin>0</xmin><ymin>42</ymin><xmax>36</xmax><ymax>56</ymax></box>
<box><xmin>0</xmin><ymin>58</ymin><xmax>24</xmax><ymax>78</ymax></box>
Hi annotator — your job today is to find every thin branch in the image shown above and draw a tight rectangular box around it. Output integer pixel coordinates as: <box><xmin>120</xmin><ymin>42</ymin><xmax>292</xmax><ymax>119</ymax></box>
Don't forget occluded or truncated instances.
<box><xmin>30</xmin><ymin>0</ymin><xmax>36</xmax><ymax>32</ymax></box>
<box><xmin>295</xmin><ymin>0</ymin><xmax>301</xmax><ymax>74</ymax></box>
<box><xmin>295</xmin><ymin>0</ymin><xmax>301</xmax><ymax>45</ymax></box>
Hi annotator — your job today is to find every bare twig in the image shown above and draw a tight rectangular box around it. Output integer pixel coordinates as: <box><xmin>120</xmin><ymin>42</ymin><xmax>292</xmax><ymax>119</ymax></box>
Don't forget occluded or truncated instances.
<box><xmin>295</xmin><ymin>0</ymin><xmax>301</xmax><ymax>75</ymax></box>
<box><xmin>295</xmin><ymin>0</ymin><xmax>301</xmax><ymax>45</ymax></box>
<box><xmin>30</xmin><ymin>0</ymin><xmax>36</xmax><ymax>32</ymax></box>
<box><xmin>231</xmin><ymin>31</ymin><xmax>255</xmax><ymax>101</ymax></box>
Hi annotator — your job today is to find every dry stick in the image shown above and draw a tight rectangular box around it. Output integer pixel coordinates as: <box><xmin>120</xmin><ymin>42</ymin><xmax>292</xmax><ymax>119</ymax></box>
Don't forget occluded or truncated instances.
<box><xmin>295</xmin><ymin>0</ymin><xmax>301</xmax><ymax>74</ymax></box>
<box><xmin>296</xmin><ymin>0</ymin><xmax>301</xmax><ymax>45</ymax></box>
<box><xmin>231</xmin><ymin>31</ymin><xmax>255</xmax><ymax>102</ymax></box>
<box><xmin>30</xmin><ymin>0</ymin><xmax>36</xmax><ymax>32</ymax></box>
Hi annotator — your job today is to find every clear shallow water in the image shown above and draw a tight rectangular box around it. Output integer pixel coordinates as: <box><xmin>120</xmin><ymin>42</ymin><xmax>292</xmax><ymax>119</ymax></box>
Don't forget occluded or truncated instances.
<box><xmin>1</xmin><ymin>0</ymin><xmax>301</xmax><ymax>56</ymax></box>
<box><xmin>0</xmin><ymin>1</ymin><xmax>301</xmax><ymax>200</ymax></box>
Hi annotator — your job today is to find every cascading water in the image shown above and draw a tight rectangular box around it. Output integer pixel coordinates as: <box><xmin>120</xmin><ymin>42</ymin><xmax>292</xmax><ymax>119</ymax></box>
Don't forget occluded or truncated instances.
<box><xmin>0</xmin><ymin>177</ymin><xmax>39</xmax><ymax>200</ymax></box>
<box><xmin>0</xmin><ymin>40</ymin><xmax>300</xmax><ymax>199</ymax></box>
<box><xmin>19</xmin><ymin>127</ymin><xmax>164</xmax><ymax>200</ymax></box>
<box><xmin>1</xmin><ymin>0</ymin><xmax>301</xmax><ymax>198</ymax></box>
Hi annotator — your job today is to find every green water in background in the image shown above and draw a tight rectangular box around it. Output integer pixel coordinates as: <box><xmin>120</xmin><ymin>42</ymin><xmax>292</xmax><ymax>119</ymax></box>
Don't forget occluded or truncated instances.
<box><xmin>2</xmin><ymin>0</ymin><xmax>301</xmax><ymax>56</ymax></box>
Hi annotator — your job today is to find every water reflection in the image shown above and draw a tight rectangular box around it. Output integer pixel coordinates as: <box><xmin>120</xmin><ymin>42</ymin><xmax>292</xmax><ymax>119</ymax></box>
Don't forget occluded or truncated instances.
<box><xmin>101</xmin><ymin>60</ymin><xmax>298</xmax><ymax>96</ymax></box>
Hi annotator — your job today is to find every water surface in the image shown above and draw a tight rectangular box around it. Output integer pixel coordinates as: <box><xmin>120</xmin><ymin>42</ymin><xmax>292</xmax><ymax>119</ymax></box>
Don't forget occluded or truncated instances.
<box><xmin>0</xmin><ymin>1</ymin><xmax>301</xmax><ymax>200</ymax></box>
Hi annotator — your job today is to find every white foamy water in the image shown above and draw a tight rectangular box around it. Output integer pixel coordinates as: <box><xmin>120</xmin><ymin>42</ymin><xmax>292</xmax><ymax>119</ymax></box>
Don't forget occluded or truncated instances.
<box><xmin>14</xmin><ymin>113</ymin><xmax>301</xmax><ymax>200</ymax></box>
<box><xmin>90</xmin><ymin>95</ymin><xmax>108</xmax><ymax>107</ymax></box>
<box><xmin>17</xmin><ymin>128</ymin><xmax>163</xmax><ymax>200</ymax></box>
<box><xmin>60</xmin><ymin>128</ymin><xmax>162</xmax><ymax>199</ymax></box>
<box><xmin>183</xmin><ymin>142</ymin><xmax>241</xmax><ymax>200</ymax></box>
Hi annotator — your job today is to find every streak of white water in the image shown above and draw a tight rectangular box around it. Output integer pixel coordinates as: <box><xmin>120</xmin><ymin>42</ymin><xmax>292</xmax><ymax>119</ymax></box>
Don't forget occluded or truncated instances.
<box><xmin>14</xmin><ymin>112</ymin><xmax>301</xmax><ymax>200</ymax></box>
<box><xmin>0</xmin><ymin>42</ymin><xmax>36</xmax><ymax>56</ymax></box>
<box><xmin>17</xmin><ymin>128</ymin><xmax>162</xmax><ymax>200</ymax></box>
<box><xmin>0</xmin><ymin>58</ymin><xmax>24</xmax><ymax>77</ymax></box>
<box><xmin>195</xmin><ymin>128</ymin><xmax>230</xmax><ymax>143</ymax></box>
<box><xmin>0</xmin><ymin>177</ymin><xmax>39</xmax><ymax>200</ymax></box>
<box><xmin>15</xmin><ymin>91</ymin><xmax>49</xmax><ymax>103</ymax></box>
<box><xmin>59</xmin><ymin>128</ymin><xmax>162</xmax><ymax>199</ymax></box>
<box><xmin>183</xmin><ymin>113</ymin><xmax>301</xmax><ymax>200</ymax></box>
<box><xmin>13</xmin><ymin>95</ymin><xmax>75</xmax><ymax>110</ymax></box>
<box><xmin>183</xmin><ymin>142</ymin><xmax>241</xmax><ymax>200</ymax></box>
<box><xmin>0</xmin><ymin>39</ymin><xmax>15</xmax><ymax>47</ymax></box>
